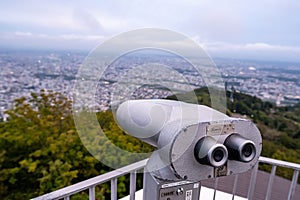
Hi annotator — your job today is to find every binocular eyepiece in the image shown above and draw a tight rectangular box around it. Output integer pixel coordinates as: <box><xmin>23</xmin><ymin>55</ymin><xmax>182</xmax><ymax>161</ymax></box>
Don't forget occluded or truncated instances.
<box><xmin>194</xmin><ymin>136</ymin><xmax>228</xmax><ymax>167</ymax></box>
<box><xmin>194</xmin><ymin>134</ymin><xmax>256</xmax><ymax>167</ymax></box>
<box><xmin>224</xmin><ymin>134</ymin><xmax>256</xmax><ymax>162</ymax></box>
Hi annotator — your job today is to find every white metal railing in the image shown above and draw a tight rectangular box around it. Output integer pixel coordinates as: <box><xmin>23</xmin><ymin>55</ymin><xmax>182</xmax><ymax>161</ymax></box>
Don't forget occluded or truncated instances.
<box><xmin>251</xmin><ymin>157</ymin><xmax>300</xmax><ymax>200</ymax></box>
<box><xmin>32</xmin><ymin>159</ymin><xmax>148</xmax><ymax>200</ymax></box>
<box><xmin>32</xmin><ymin>156</ymin><xmax>300</xmax><ymax>200</ymax></box>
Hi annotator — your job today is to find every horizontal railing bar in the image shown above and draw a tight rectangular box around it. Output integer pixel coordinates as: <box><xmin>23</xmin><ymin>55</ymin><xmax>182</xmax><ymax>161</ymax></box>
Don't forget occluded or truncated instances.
<box><xmin>32</xmin><ymin>159</ymin><xmax>148</xmax><ymax>200</ymax></box>
<box><xmin>259</xmin><ymin>156</ymin><xmax>300</xmax><ymax>170</ymax></box>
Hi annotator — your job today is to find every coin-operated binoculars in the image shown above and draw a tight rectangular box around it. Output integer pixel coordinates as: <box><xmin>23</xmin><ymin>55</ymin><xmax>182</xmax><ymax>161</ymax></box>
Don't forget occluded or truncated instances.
<box><xmin>116</xmin><ymin>99</ymin><xmax>262</xmax><ymax>200</ymax></box>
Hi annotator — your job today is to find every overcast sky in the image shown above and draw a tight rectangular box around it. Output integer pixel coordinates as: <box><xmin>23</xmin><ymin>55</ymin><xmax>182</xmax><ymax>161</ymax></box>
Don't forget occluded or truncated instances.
<box><xmin>1</xmin><ymin>0</ymin><xmax>300</xmax><ymax>62</ymax></box>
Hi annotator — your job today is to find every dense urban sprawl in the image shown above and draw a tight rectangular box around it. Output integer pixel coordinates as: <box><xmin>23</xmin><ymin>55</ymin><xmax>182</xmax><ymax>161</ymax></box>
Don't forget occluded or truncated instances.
<box><xmin>1</xmin><ymin>51</ymin><xmax>300</xmax><ymax>120</ymax></box>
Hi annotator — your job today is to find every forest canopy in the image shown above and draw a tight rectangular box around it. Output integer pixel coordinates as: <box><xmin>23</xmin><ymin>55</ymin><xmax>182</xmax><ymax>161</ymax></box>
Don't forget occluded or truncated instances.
<box><xmin>1</xmin><ymin>88</ymin><xmax>300</xmax><ymax>199</ymax></box>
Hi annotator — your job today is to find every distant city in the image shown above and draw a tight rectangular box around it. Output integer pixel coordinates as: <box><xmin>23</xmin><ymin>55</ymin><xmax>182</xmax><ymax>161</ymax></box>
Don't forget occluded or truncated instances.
<box><xmin>1</xmin><ymin>50</ymin><xmax>300</xmax><ymax>120</ymax></box>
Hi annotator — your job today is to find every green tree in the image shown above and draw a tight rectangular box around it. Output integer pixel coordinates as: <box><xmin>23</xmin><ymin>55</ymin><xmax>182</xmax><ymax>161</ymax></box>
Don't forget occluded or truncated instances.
<box><xmin>0</xmin><ymin>90</ymin><xmax>153</xmax><ymax>199</ymax></box>
<box><xmin>0</xmin><ymin>90</ymin><xmax>101</xmax><ymax>199</ymax></box>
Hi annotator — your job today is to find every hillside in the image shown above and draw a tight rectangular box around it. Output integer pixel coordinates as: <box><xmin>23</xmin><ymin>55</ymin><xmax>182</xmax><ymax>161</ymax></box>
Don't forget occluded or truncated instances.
<box><xmin>0</xmin><ymin>89</ymin><xmax>300</xmax><ymax>199</ymax></box>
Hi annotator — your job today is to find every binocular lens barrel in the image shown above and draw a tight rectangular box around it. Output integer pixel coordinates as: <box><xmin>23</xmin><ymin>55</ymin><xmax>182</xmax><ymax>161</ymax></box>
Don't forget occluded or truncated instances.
<box><xmin>224</xmin><ymin>134</ymin><xmax>256</xmax><ymax>162</ymax></box>
<box><xmin>194</xmin><ymin>136</ymin><xmax>228</xmax><ymax>167</ymax></box>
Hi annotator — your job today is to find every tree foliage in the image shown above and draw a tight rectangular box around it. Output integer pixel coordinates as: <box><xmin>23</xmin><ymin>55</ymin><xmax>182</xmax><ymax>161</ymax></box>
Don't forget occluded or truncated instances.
<box><xmin>0</xmin><ymin>90</ymin><xmax>153</xmax><ymax>199</ymax></box>
<box><xmin>0</xmin><ymin>90</ymin><xmax>99</xmax><ymax>199</ymax></box>
<box><xmin>1</xmin><ymin>88</ymin><xmax>300</xmax><ymax>199</ymax></box>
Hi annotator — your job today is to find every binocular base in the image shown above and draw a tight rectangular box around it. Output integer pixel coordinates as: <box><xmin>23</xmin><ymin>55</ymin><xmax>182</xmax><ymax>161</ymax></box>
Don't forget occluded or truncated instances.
<box><xmin>144</xmin><ymin>172</ymin><xmax>201</xmax><ymax>200</ymax></box>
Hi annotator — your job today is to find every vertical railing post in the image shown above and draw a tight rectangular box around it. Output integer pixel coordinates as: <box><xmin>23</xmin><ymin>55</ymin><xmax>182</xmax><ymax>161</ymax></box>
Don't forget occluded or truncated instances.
<box><xmin>288</xmin><ymin>170</ymin><xmax>299</xmax><ymax>200</ymax></box>
<box><xmin>248</xmin><ymin>163</ymin><xmax>259</xmax><ymax>200</ymax></box>
<box><xmin>89</xmin><ymin>186</ymin><xmax>95</xmax><ymax>200</ymax></box>
<box><xmin>231</xmin><ymin>174</ymin><xmax>239</xmax><ymax>200</ymax></box>
<box><xmin>130</xmin><ymin>171</ymin><xmax>137</xmax><ymax>200</ymax></box>
<box><xmin>213</xmin><ymin>178</ymin><xmax>219</xmax><ymax>200</ymax></box>
<box><xmin>265</xmin><ymin>165</ymin><xmax>277</xmax><ymax>200</ymax></box>
<box><xmin>111</xmin><ymin>178</ymin><xmax>118</xmax><ymax>200</ymax></box>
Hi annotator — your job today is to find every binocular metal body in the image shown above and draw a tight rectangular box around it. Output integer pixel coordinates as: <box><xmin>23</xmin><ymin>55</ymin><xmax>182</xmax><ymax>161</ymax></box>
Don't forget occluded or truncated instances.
<box><xmin>116</xmin><ymin>99</ymin><xmax>262</xmax><ymax>181</ymax></box>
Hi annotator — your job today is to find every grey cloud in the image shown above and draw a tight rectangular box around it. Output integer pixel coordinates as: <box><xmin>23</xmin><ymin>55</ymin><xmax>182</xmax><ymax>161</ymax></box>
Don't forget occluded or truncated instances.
<box><xmin>72</xmin><ymin>8</ymin><xmax>105</xmax><ymax>34</ymax></box>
